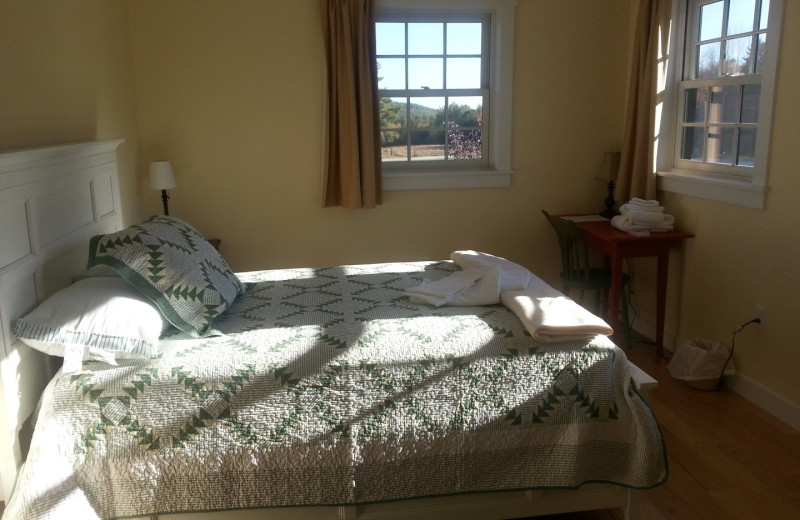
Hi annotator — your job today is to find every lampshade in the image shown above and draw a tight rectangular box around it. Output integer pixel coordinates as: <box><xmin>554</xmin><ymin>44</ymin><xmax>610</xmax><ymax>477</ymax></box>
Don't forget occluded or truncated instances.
<box><xmin>596</xmin><ymin>151</ymin><xmax>621</xmax><ymax>182</ymax></box>
<box><xmin>149</xmin><ymin>161</ymin><xmax>177</xmax><ymax>190</ymax></box>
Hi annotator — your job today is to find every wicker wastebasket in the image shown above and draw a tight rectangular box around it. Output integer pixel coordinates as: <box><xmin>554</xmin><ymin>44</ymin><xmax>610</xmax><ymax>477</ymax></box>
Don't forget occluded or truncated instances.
<box><xmin>667</xmin><ymin>338</ymin><xmax>734</xmax><ymax>390</ymax></box>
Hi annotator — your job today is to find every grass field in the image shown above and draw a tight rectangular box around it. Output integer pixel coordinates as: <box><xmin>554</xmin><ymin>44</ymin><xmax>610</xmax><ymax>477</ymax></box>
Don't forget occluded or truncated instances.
<box><xmin>381</xmin><ymin>144</ymin><xmax>445</xmax><ymax>160</ymax></box>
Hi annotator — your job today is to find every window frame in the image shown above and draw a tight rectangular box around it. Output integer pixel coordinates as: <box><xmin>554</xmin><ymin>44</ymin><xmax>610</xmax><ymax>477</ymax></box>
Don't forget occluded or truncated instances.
<box><xmin>656</xmin><ymin>0</ymin><xmax>784</xmax><ymax>208</ymax></box>
<box><xmin>377</xmin><ymin>13</ymin><xmax>491</xmax><ymax>170</ymax></box>
<box><xmin>375</xmin><ymin>0</ymin><xmax>516</xmax><ymax>191</ymax></box>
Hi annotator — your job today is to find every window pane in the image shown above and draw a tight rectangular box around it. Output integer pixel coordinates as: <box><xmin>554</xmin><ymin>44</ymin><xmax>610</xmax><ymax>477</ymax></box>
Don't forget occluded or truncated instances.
<box><xmin>760</xmin><ymin>0</ymin><xmax>770</xmax><ymax>30</ymax></box>
<box><xmin>446</xmin><ymin>58</ymin><xmax>481</xmax><ymax>89</ymax></box>
<box><xmin>408</xmin><ymin>58</ymin><xmax>442</xmax><ymax>89</ymax></box>
<box><xmin>737</xmin><ymin>128</ymin><xmax>757</xmax><ymax>166</ymax></box>
<box><xmin>447</xmin><ymin>23</ymin><xmax>482</xmax><ymax>55</ymax></box>
<box><xmin>375</xmin><ymin>12</ymin><xmax>494</xmax><ymax>169</ymax></box>
<box><xmin>382</xmin><ymin>130</ymin><xmax>407</xmax><ymax>161</ymax></box>
<box><xmin>741</xmin><ymin>84</ymin><xmax>761</xmax><ymax>123</ymax></box>
<box><xmin>409</xmin><ymin>96</ymin><xmax>444</xmax><ymax>111</ymax></box>
<box><xmin>707</xmin><ymin>126</ymin><xmax>735</xmax><ymax>164</ymax></box>
<box><xmin>699</xmin><ymin>1</ymin><xmax>723</xmax><ymax>41</ymax></box>
<box><xmin>410</xmin><ymin>130</ymin><xmax>445</xmax><ymax>160</ymax></box>
<box><xmin>728</xmin><ymin>0</ymin><xmax>757</xmax><ymax>36</ymax></box>
<box><xmin>408</xmin><ymin>23</ymin><xmax>443</xmax><ymax>55</ymax></box>
<box><xmin>410</xmin><ymin>97</ymin><xmax>444</xmax><ymax>128</ymax></box>
<box><xmin>377</xmin><ymin>58</ymin><xmax>406</xmax><ymax>89</ymax></box>
<box><xmin>447</xmin><ymin>129</ymin><xmax>482</xmax><ymax>160</ymax></box>
<box><xmin>448</xmin><ymin>97</ymin><xmax>483</xmax><ymax>127</ymax></box>
<box><xmin>380</xmin><ymin>97</ymin><xmax>407</xmax><ymax>129</ymax></box>
<box><xmin>709</xmin><ymin>86</ymin><xmax>738</xmax><ymax>123</ymax></box>
<box><xmin>724</xmin><ymin>36</ymin><xmax>754</xmax><ymax>75</ymax></box>
<box><xmin>376</xmin><ymin>23</ymin><xmax>405</xmax><ymax>55</ymax></box>
<box><xmin>697</xmin><ymin>42</ymin><xmax>721</xmax><ymax>79</ymax></box>
<box><xmin>673</xmin><ymin>0</ymin><xmax>775</xmax><ymax>186</ymax></box>
<box><xmin>681</xmin><ymin>127</ymin><xmax>705</xmax><ymax>161</ymax></box>
<box><xmin>755</xmin><ymin>33</ymin><xmax>767</xmax><ymax>73</ymax></box>
<box><xmin>684</xmin><ymin>88</ymin><xmax>707</xmax><ymax>123</ymax></box>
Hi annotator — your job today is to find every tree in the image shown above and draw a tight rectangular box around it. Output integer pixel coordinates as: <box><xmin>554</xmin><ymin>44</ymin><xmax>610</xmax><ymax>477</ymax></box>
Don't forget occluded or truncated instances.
<box><xmin>379</xmin><ymin>97</ymin><xmax>402</xmax><ymax>145</ymax></box>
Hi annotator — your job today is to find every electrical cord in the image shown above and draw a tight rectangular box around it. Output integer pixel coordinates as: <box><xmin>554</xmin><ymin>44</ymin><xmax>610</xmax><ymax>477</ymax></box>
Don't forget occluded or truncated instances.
<box><xmin>624</xmin><ymin>258</ymin><xmax>636</xmax><ymax>331</ymax></box>
<box><xmin>621</xmin><ymin>258</ymin><xmax>659</xmax><ymax>346</ymax></box>
<box><xmin>715</xmin><ymin>317</ymin><xmax>762</xmax><ymax>390</ymax></box>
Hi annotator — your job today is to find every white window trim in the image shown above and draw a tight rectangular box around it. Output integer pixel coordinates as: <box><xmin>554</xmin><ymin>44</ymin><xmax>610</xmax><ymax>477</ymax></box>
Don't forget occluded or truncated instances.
<box><xmin>656</xmin><ymin>0</ymin><xmax>784</xmax><ymax>209</ymax></box>
<box><xmin>377</xmin><ymin>0</ymin><xmax>516</xmax><ymax>191</ymax></box>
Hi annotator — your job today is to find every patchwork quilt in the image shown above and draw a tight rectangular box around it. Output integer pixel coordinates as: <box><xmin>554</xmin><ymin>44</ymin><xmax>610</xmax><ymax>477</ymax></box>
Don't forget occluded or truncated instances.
<box><xmin>4</xmin><ymin>261</ymin><xmax>667</xmax><ymax>520</ymax></box>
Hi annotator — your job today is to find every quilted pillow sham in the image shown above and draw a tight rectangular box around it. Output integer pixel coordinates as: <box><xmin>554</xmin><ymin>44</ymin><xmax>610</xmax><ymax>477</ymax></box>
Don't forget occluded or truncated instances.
<box><xmin>87</xmin><ymin>215</ymin><xmax>244</xmax><ymax>336</ymax></box>
<box><xmin>14</xmin><ymin>277</ymin><xmax>166</xmax><ymax>360</ymax></box>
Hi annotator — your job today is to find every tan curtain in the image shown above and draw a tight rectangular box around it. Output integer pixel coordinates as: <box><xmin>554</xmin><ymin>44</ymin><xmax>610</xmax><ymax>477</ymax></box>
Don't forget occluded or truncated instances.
<box><xmin>616</xmin><ymin>0</ymin><xmax>672</xmax><ymax>202</ymax></box>
<box><xmin>323</xmin><ymin>0</ymin><xmax>382</xmax><ymax>208</ymax></box>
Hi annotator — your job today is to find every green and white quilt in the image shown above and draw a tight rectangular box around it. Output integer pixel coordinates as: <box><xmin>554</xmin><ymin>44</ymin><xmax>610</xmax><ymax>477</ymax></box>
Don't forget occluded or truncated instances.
<box><xmin>4</xmin><ymin>261</ymin><xmax>667</xmax><ymax>520</ymax></box>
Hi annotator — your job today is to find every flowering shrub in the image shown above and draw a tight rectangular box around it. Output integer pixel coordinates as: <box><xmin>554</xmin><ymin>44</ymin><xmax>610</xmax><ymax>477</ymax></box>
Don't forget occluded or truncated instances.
<box><xmin>446</xmin><ymin>121</ymin><xmax>482</xmax><ymax>160</ymax></box>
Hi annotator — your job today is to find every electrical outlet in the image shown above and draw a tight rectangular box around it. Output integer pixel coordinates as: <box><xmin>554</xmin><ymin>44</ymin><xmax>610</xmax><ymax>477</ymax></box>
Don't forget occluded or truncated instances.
<box><xmin>755</xmin><ymin>305</ymin><xmax>766</xmax><ymax>329</ymax></box>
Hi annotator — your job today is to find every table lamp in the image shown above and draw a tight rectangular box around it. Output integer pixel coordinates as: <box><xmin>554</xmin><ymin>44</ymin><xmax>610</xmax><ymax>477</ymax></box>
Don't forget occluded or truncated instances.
<box><xmin>149</xmin><ymin>161</ymin><xmax>177</xmax><ymax>216</ymax></box>
<box><xmin>596</xmin><ymin>151</ymin><xmax>620</xmax><ymax>219</ymax></box>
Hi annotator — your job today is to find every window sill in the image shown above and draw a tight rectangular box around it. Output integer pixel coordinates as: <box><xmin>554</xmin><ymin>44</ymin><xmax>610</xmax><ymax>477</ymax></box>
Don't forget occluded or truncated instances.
<box><xmin>657</xmin><ymin>169</ymin><xmax>768</xmax><ymax>209</ymax></box>
<box><xmin>383</xmin><ymin>168</ymin><xmax>513</xmax><ymax>191</ymax></box>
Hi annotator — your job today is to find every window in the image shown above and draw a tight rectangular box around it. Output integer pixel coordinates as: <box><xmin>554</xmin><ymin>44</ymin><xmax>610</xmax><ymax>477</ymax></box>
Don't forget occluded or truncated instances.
<box><xmin>375</xmin><ymin>0</ymin><xmax>516</xmax><ymax>191</ymax></box>
<box><xmin>657</xmin><ymin>0</ymin><xmax>783</xmax><ymax>208</ymax></box>
<box><xmin>377</xmin><ymin>17</ymin><xmax>488</xmax><ymax>166</ymax></box>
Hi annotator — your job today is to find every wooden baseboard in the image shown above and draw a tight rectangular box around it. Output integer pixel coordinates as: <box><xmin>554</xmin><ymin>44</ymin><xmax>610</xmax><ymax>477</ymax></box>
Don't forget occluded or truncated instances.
<box><xmin>723</xmin><ymin>374</ymin><xmax>800</xmax><ymax>431</ymax></box>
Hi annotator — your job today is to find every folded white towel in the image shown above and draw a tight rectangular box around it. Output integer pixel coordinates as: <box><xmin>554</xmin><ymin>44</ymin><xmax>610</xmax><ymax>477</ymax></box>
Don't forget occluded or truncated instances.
<box><xmin>623</xmin><ymin>213</ymin><xmax>674</xmax><ymax>227</ymax></box>
<box><xmin>620</xmin><ymin>202</ymin><xmax>665</xmax><ymax>213</ymax></box>
<box><xmin>408</xmin><ymin>251</ymin><xmax>533</xmax><ymax>307</ymax></box>
<box><xmin>630</xmin><ymin>197</ymin><xmax>660</xmax><ymax>206</ymax></box>
<box><xmin>611</xmin><ymin>215</ymin><xmax>674</xmax><ymax>233</ymax></box>
<box><xmin>501</xmin><ymin>276</ymin><xmax>613</xmax><ymax>343</ymax></box>
<box><xmin>620</xmin><ymin>209</ymin><xmax>669</xmax><ymax>225</ymax></box>
<box><xmin>450</xmin><ymin>250</ymin><xmax>531</xmax><ymax>291</ymax></box>
<box><xmin>404</xmin><ymin>267</ymin><xmax>502</xmax><ymax>307</ymax></box>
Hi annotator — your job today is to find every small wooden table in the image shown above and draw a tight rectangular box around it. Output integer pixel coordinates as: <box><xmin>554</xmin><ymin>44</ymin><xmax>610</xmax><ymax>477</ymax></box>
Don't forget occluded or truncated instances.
<box><xmin>558</xmin><ymin>217</ymin><xmax>693</xmax><ymax>357</ymax></box>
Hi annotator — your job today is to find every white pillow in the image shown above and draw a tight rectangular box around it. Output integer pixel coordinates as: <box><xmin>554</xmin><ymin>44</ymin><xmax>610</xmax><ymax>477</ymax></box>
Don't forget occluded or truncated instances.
<box><xmin>13</xmin><ymin>277</ymin><xmax>167</xmax><ymax>360</ymax></box>
<box><xmin>72</xmin><ymin>264</ymin><xmax>121</xmax><ymax>281</ymax></box>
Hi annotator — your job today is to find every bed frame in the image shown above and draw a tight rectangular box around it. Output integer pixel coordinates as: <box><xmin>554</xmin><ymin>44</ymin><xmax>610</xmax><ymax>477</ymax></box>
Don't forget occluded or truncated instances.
<box><xmin>0</xmin><ymin>141</ymin><xmax>656</xmax><ymax>520</ymax></box>
<box><xmin>0</xmin><ymin>139</ymin><xmax>125</xmax><ymax>502</ymax></box>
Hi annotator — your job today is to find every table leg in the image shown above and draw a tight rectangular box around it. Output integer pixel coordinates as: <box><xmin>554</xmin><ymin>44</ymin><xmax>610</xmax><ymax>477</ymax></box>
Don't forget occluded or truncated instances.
<box><xmin>655</xmin><ymin>251</ymin><xmax>670</xmax><ymax>357</ymax></box>
<box><xmin>609</xmin><ymin>254</ymin><xmax>623</xmax><ymax>334</ymax></box>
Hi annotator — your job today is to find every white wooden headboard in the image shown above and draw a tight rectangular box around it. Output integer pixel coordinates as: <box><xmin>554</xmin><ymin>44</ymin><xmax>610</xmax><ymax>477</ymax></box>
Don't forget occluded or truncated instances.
<box><xmin>0</xmin><ymin>139</ymin><xmax>124</xmax><ymax>501</ymax></box>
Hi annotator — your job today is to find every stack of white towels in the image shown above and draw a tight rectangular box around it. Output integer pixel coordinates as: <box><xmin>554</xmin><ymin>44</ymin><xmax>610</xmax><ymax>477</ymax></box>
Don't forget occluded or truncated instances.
<box><xmin>611</xmin><ymin>198</ymin><xmax>675</xmax><ymax>236</ymax></box>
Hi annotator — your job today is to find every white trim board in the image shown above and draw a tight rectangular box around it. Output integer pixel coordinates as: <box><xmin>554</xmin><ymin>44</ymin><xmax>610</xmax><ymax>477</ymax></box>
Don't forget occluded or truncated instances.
<box><xmin>722</xmin><ymin>374</ymin><xmax>800</xmax><ymax>432</ymax></box>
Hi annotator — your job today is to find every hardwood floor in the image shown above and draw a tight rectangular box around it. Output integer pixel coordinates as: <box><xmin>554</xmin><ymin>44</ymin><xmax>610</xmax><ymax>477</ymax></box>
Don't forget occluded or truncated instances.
<box><xmin>527</xmin><ymin>333</ymin><xmax>800</xmax><ymax>520</ymax></box>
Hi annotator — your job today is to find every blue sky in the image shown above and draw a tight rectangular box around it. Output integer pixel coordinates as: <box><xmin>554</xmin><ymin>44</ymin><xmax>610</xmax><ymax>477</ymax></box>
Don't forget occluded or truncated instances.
<box><xmin>376</xmin><ymin>22</ymin><xmax>483</xmax><ymax>109</ymax></box>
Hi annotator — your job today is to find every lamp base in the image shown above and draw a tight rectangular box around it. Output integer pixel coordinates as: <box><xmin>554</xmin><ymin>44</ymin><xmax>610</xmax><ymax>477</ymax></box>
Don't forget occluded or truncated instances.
<box><xmin>599</xmin><ymin>208</ymin><xmax>617</xmax><ymax>219</ymax></box>
<box><xmin>161</xmin><ymin>189</ymin><xmax>170</xmax><ymax>216</ymax></box>
<box><xmin>599</xmin><ymin>180</ymin><xmax>617</xmax><ymax>219</ymax></box>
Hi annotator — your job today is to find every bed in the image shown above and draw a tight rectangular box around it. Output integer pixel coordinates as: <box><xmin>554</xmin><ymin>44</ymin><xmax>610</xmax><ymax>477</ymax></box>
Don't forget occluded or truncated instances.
<box><xmin>0</xmin><ymin>141</ymin><xmax>666</xmax><ymax>520</ymax></box>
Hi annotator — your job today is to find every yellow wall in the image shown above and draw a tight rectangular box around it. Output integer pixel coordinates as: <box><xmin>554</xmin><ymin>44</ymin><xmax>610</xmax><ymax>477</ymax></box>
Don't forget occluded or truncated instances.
<box><xmin>126</xmin><ymin>0</ymin><xmax>632</xmax><ymax>278</ymax></box>
<box><xmin>650</xmin><ymin>1</ymin><xmax>800</xmax><ymax>406</ymax></box>
<box><xmin>2</xmin><ymin>0</ymin><xmax>796</xmax><ymax>410</ymax></box>
<box><xmin>0</xmin><ymin>0</ymin><xmax>143</xmax><ymax>224</ymax></box>
<box><xmin>123</xmin><ymin>0</ymin><xmax>800</xmax><ymax>410</ymax></box>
